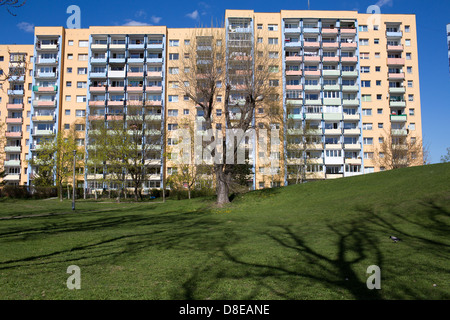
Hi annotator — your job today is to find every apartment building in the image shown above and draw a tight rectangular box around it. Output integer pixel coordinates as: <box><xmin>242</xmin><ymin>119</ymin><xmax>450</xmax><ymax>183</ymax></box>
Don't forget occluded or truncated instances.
<box><xmin>0</xmin><ymin>9</ymin><xmax>422</xmax><ymax>191</ymax></box>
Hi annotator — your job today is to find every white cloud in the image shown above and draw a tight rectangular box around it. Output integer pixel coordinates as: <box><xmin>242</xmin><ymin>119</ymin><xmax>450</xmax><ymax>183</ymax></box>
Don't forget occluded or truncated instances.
<box><xmin>150</xmin><ymin>15</ymin><xmax>162</xmax><ymax>24</ymax></box>
<box><xmin>123</xmin><ymin>19</ymin><xmax>150</xmax><ymax>26</ymax></box>
<box><xmin>135</xmin><ymin>10</ymin><xmax>147</xmax><ymax>18</ymax></box>
<box><xmin>17</xmin><ymin>22</ymin><xmax>34</xmax><ymax>33</ymax></box>
<box><xmin>186</xmin><ymin>10</ymin><xmax>199</xmax><ymax>20</ymax></box>
<box><xmin>376</xmin><ymin>0</ymin><xmax>393</xmax><ymax>7</ymax></box>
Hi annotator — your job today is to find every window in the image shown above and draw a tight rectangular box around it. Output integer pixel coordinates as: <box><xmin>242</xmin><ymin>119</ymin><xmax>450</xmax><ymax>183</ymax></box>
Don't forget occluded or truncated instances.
<box><xmin>64</xmin><ymin>124</ymin><xmax>70</xmax><ymax>130</ymax></box>
<box><xmin>364</xmin><ymin>166</ymin><xmax>375</xmax><ymax>173</ymax></box>
<box><xmin>183</xmin><ymin>109</ymin><xmax>190</xmax><ymax>115</ymax></box>
<box><xmin>375</xmin><ymin>52</ymin><xmax>380</xmax><ymax>58</ymax></box>
<box><xmin>67</xmin><ymin>54</ymin><xmax>73</xmax><ymax>60</ymax></box>
<box><xmin>78</xmin><ymin>68</ymin><xmax>87</xmax><ymax>75</ymax></box>
<box><xmin>257</xmin><ymin>37</ymin><xmax>263</xmax><ymax>44</ymax></box>
<box><xmin>374</xmin><ymin>39</ymin><xmax>379</xmax><ymax>44</ymax></box>
<box><xmin>66</xmin><ymin>81</ymin><xmax>72</xmax><ymax>87</ymax></box>
<box><xmin>77</xmin><ymin>81</ymin><xmax>87</xmax><ymax>88</ymax></box>
<box><xmin>78</xmin><ymin>54</ymin><xmax>88</xmax><ymax>61</ymax></box>
<box><xmin>184</xmin><ymin>95</ymin><xmax>190</xmax><ymax>101</ymax></box>
<box><xmin>374</xmin><ymin>25</ymin><xmax>379</xmax><ymax>31</ymax></box>
<box><xmin>378</xmin><ymin>123</ymin><xmax>384</xmax><ymax>129</ymax></box>
<box><xmin>169</xmin><ymin>40</ymin><xmax>179</xmax><ymax>47</ymax></box>
<box><xmin>76</xmin><ymin>96</ymin><xmax>86</xmax><ymax>103</ymax></box>
<box><xmin>269</xmin><ymin>51</ymin><xmax>279</xmax><ymax>59</ymax></box>
<box><xmin>405</xmin><ymin>39</ymin><xmax>411</xmax><ymax>46</ymax></box>
<box><xmin>377</xmin><ymin>108</ymin><xmax>383</xmax><ymax>114</ymax></box>
<box><xmin>0</xmin><ymin>56</ymin><xmax>3</xmax><ymax>61</ymax></box>
<box><xmin>184</xmin><ymin>39</ymin><xmax>190</xmax><ymax>46</ymax></box>
<box><xmin>405</xmin><ymin>26</ymin><xmax>410</xmax><ymax>32</ymax></box>
<box><xmin>375</xmin><ymin>66</ymin><xmax>381</xmax><ymax>72</ymax></box>
<box><xmin>409</xmin><ymin>108</ymin><xmax>415</xmax><ymax>116</ymax></box>
<box><xmin>408</xmin><ymin>80</ymin><xmax>413</xmax><ymax>88</ymax></box>
<box><xmin>216</xmin><ymin>95</ymin><xmax>222</xmax><ymax>102</ymax></box>
<box><xmin>376</xmin><ymin>80</ymin><xmax>381</xmax><ymax>86</ymax></box>
<box><xmin>257</xmin><ymin>24</ymin><xmax>263</xmax><ymax>30</ymax></box>
<box><xmin>65</xmin><ymin>95</ymin><xmax>71</xmax><ymax>102</ymax></box>
<box><xmin>67</xmin><ymin>67</ymin><xmax>72</xmax><ymax>73</ymax></box>
<box><xmin>408</xmin><ymin>94</ymin><xmax>414</xmax><ymax>102</ymax></box>
<box><xmin>379</xmin><ymin>137</ymin><xmax>384</xmax><ymax>144</ymax></box>
<box><xmin>169</xmin><ymin>53</ymin><xmax>179</xmax><ymax>60</ymax></box>
<box><xmin>409</xmin><ymin>123</ymin><xmax>416</xmax><ymax>131</ymax></box>
<box><xmin>358</xmin><ymin>25</ymin><xmax>368</xmax><ymax>32</ymax></box>
<box><xmin>268</xmin><ymin>37</ymin><xmax>279</xmax><ymax>45</ymax></box>
<box><xmin>269</xmin><ymin>65</ymin><xmax>279</xmax><ymax>73</ymax></box>
<box><xmin>76</xmin><ymin>110</ymin><xmax>86</xmax><ymax>117</ymax></box>
<box><xmin>65</xmin><ymin>110</ymin><xmax>71</xmax><ymax>116</ymax></box>
<box><xmin>363</xmin><ymin>123</ymin><xmax>373</xmax><ymax>130</ymax></box>
<box><xmin>75</xmin><ymin>124</ymin><xmax>85</xmax><ymax>131</ymax></box>
<box><xmin>68</xmin><ymin>40</ymin><xmax>74</xmax><ymax>46</ymax></box>
<box><xmin>168</xmin><ymin>67</ymin><xmax>179</xmax><ymax>75</ymax></box>
<box><xmin>216</xmin><ymin>109</ymin><xmax>222</xmax><ymax>117</ymax></box>
<box><xmin>268</xmin><ymin>24</ymin><xmax>278</xmax><ymax>31</ymax></box>
<box><xmin>407</xmin><ymin>66</ymin><xmax>412</xmax><ymax>74</ymax></box>
<box><xmin>168</xmin><ymin>95</ymin><xmax>178</xmax><ymax>102</ymax></box>
<box><xmin>377</xmin><ymin>94</ymin><xmax>382</xmax><ymax>100</ymax></box>
<box><xmin>363</xmin><ymin>138</ymin><xmax>373</xmax><ymax>145</ymax></box>
<box><xmin>362</xmin><ymin>95</ymin><xmax>372</xmax><ymax>102</ymax></box>
<box><xmin>361</xmin><ymin>80</ymin><xmax>371</xmax><ymax>87</ymax></box>
<box><xmin>364</xmin><ymin>153</ymin><xmax>374</xmax><ymax>160</ymax></box>
<box><xmin>362</xmin><ymin>109</ymin><xmax>372</xmax><ymax>116</ymax></box>
<box><xmin>168</xmin><ymin>109</ymin><xmax>178</xmax><ymax>116</ymax></box>
<box><xmin>269</xmin><ymin>79</ymin><xmax>279</xmax><ymax>87</ymax></box>
<box><xmin>168</xmin><ymin>124</ymin><xmax>178</xmax><ymax>131</ymax></box>
<box><xmin>359</xmin><ymin>39</ymin><xmax>369</xmax><ymax>46</ymax></box>
<box><xmin>361</xmin><ymin>66</ymin><xmax>370</xmax><ymax>73</ymax></box>
<box><xmin>79</xmin><ymin>40</ymin><xmax>89</xmax><ymax>47</ymax></box>
<box><xmin>406</xmin><ymin>53</ymin><xmax>412</xmax><ymax>60</ymax></box>
<box><xmin>360</xmin><ymin>52</ymin><xmax>369</xmax><ymax>59</ymax></box>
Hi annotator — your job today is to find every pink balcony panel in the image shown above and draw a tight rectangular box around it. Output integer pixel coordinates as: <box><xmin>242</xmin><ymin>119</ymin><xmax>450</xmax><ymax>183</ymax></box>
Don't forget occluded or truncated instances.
<box><xmin>387</xmin><ymin>45</ymin><xmax>404</xmax><ymax>51</ymax></box>
<box><xmin>6</xmin><ymin>132</ymin><xmax>22</xmax><ymax>138</ymax></box>
<box><xmin>109</xmin><ymin>87</ymin><xmax>125</xmax><ymax>92</ymax></box>
<box><xmin>285</xmin><ymin>56</ymin><xmax>302</xmax><ymax>62</ymax></box>
<box><xmin>388</xmin><ymin>73</ymin><xmax>405</xmax><ymax>79</ymax></box>
<box><xmin>90</xmin><ymin>87</ymin><xmax>106</xmax><ymax>92</ymax></box>
<box><xmin>127</xmin><ymin>72</ymin><xmax>144</xmax><ymax>78</ymax></box>
<box><xmin>147</xmin><ymin>86</ymin><xmax>163</xmax><ymax>92</ymax></box>
<box><xmin>6</xmin><ymin>118</ymin><xmax>23</xmax><ymax>124</ymax></box>
<box><xmin>108</xmin><ymin>101</ymin><xmax>124</xmax><ymax>106</ymax></box>
<box><xmin>342</xmin><ymin>57</ymin><xmax>358</xmax><ymax>63</ymax></box>
<box><xmin>286</xmin><ymin>85</ymin><xmax>303</xmax><ymax>90</ymax></box>
<box><xmin>322</xmin><ymin>28</ymin><xmax>338</xmax><ymax>34</ymax></box>
<box><xmin>107</xmin><ymin>115</ymin><xmax>123</xmax><ymax>121</ymax></box>
<box><xmin>304</xmin><ymin>70</ymin><xmax>321</xmax><ymax>76</ymax></box>
<box><xmin>322</xmin><ymin>42</ymin><xmax>339</xmax><ymax>48</ymax></box>
<box><xmin>147</xmin><ymin>72</ymin><xmax>163</xmax><ymax>78</ymax></box>
<box><xmin>88</xmin><ymin>115</ymin><xmax>104</xmax><ymax>121</ymax></box>
<box><xmin>37</xmin><ymin>101</ymin><xmax>55</xmax><ymax>107</ymax></box>
<box><xmin>38</xmin><ymin>87</ymin><xmax>56</xmax><ymax>92</ymax></box>
<box><xmin>304</xmin><ymin>56</ymin><xmax>320</xmax><ymax>62</ymax></box>
<box><xmin>6</xmin><ymin>104</ymin><xmax>24</xmax><ymax>110</ymax></box>
<box><xmin>341</xmin><ymin>28</ymin><xmax>357</xmax><ymax>34</ymax></box>
<box><xmin>341</xmin><ymin>42</ymin><xmax>357</xmax><ymax>48</ymax></box>
<box><xmin>286</xmin><ymin>70</ymin><xmax>302</xmax><ymax>76</ymax></box>
<box><xmin>89</xmin><ymin>101</ymin><xmax>105</xmax><ymax>106</ymax></box>
<box><xmin>127</xmin><ymin>87</ymin><xmax>144</xmax><ymax>93</ymax></box>
<box><xmin>323</xmin><ymin>56</ymin><xmax>340</xmax><ymax>62</ymax></box>
<box><xmin>304</xmin><ymin>42</ymin><xmax>320</xmax><ymax>48</ymax></box>
<box><xmin>147</xmin><ymin>100</ymin><xmax>162</xmax><ymax>106</ymax></box>
<box><xmin>387</xmin><ymin>58</ymin><xmax>405</xmax><ymax>65</ymax></box>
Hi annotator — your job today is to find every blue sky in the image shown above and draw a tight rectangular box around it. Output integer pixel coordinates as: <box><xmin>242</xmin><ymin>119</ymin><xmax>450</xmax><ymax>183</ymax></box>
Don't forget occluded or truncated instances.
<box><xmin>1</xmin><ymin>0</ymin><xmax>449</xmax><ymax>163</ymax></box>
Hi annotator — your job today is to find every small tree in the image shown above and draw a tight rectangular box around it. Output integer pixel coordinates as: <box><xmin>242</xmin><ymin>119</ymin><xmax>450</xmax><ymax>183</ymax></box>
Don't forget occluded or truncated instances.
<box><xmin>440</xmin><ymin>147</ymin><xmax>450</xmax><ymax>163</ymax></box>
<box><xmin>375</xmin><ymin>126</ymin><xmax>424</xmax><ymax>170</ymax></box>
<box><xmin>0</xmin><ymin>0</ymin><xmax>27</xmax><ymax>16</ymax></box>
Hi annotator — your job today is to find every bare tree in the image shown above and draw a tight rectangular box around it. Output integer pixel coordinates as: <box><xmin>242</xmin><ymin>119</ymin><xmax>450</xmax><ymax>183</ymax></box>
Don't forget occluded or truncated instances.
<box><xmin>0</xmin><ymin>0</ymin><xmax>27</xmax><ymax>16</ymax></box>
<box><xmin>173</xmin><ymin>27</ymin><xmax>281</xmax><ymax>205</ymax></box>
<box><xmin>375</xmin><ymin>126</ymin><xmax>425</xmax><ymax>170</ymax></box>
<box><xmin>0</xmin><ymin>48</ymin><xmax>28</xmax><ymax>84</ymax></box>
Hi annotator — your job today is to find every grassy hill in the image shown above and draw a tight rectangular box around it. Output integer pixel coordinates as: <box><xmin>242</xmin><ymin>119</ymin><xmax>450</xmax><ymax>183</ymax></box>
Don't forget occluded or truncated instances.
<box><xmin>0</xmin><ymin>163</ymin><xmax>449</xmax><ymax>300</ymax></box>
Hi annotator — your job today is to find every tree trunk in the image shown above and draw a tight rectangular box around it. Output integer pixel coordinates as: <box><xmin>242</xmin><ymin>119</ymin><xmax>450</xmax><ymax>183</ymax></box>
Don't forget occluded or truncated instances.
<box><xmin>67</xmin><ymin>185</ymin><xmax>70</xmax><ymax>200</ymax></box>
<box><xmin>59</xmin><ymin>183</ymin><xmax>63</xmax><ymax>202</ymax></box>
<box><xmin>216</xmin><ymin>169</ymin><xmax>230</xmax><ymax>205</ymax></box>
<box><xmin>188</xmin><ymin>188</ymin><xmax>191</xmax><ymax>200</ymax></box>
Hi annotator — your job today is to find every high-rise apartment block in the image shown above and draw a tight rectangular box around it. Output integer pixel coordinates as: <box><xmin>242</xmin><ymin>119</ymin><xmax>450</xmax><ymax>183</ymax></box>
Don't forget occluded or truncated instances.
<box><xmin>0</xmin><ymin>9</ymin><xmax>422</xmax><ymax>191</ymax></box>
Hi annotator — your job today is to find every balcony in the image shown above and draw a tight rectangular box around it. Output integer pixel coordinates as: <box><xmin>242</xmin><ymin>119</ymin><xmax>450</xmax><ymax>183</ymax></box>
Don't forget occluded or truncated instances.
<box><xmin>340</xmin><ymin>28</ymin><xmax>357</xmax><ymax>35</ymax></box>
<box><xmin>284</xmin><ymin>27</ymin><xmax>301</xmax><ymax>33</ymax></box>
<box><xmin>286</xmin><ymin>84</ymin><xmax>303</xmax><ymax>91</ymax></box>
<box><xmin>342</xmin><ymin>99</ymin><xmax>360</xmax><ymax>106</ymax></box>
<box><xmin>340</xmin><ymin>42</ymin><xmax>357</xmax><ymax>49</ymax></box>
<box><xmin>303</xmin><ymin>27</ymin><xmax>320</xmax><ymax>34</ymax></box>
<box><xmin>146</xmin><ymin>100</ymin><xmax>163</xmax><ymax>106</ymax></box>
<box><xmin>390</xmin><ymin>114</ymin><xmax>407</xmax><ymax>122</ymax></box>
<box><xmin>323</xmin><ymin>98</ymin><xmax>341</xmax><ymax>106</ymax></box>
<box><xmin>37</xmin><ymin>43</ymin><xmax>58</xmax><ymax>50</ymax></box>
<box><xmin>322</xmin><ymin>28</ymin><xmax>338</xmax><ymax>35</ymax></box>
<box><xmin>287</xmin><ymin>114</ymin><xmax>303</xmax><ymax>120</ymax></box>
<box><xmin>128</xmin><ymin>57</ymin><xmax>145</xmax><ymax>64</ymax></box>
<box><xmin>304</xmin><ymin>70</ymin><xmax>321</xmax><ymax>77</ymax></box>
<box><xmin>325</xmin><ymin>143</ymin><xmax>343</xmax><ymax>150</ymax></box>
<box><xmin>386</xmin><ymin>31</ymin><xmax>403</xmax><ymax>38</ymax></box>
<box><xmin>5</xmin><ymin>146</ymin><xmax>21</xmax><ymax>153</ymax></box>
<box><xmin>306</xmin><ymin>143</ymin><xmax>324</xmax><ymax>150</ymax></box>
<box><xmin>323</xmin><ymin>56</ymin><xmax>340</xmax><ymax>63</ymax></box>
<box><xmin>108</xmin><ymin>100</ymin><xmax>124</xmax><ymax>106</ymax></box>
<box><xmin>90</xmin><ymin>86</ymin><xmax>106</xmax><ymax>93</ymax></box>
<box><xmin>388</xmin><ymin>73</ymin><xmax>405</xmax><ymax>80</ymax></box>
<box><xmin>304</xmin><ymin>99</ymin><xmax>322</xmax><ymax>106</ymax></box>
<box><xmin>9</xmin><ymin>75</ymin><xmax>25</xmax><ymax>82</ymax></box>
<box><xmin>108</xmin><ymin>87</ymin><xmax>125</xmax><ymax>93</ymax></box>
<box><xmin>387</xmin><ymin>58</ymin><xmax>405</xmax><ymax>65</ymax></box>
<box><xmin>89</xmin><ymin>100</ymin><xmax>106</xmax><ymax>107</ymax></box>
<box><xmin>304</xmin><ymin>55</ymin><xmax>321</xmax><ymax>62</ymax></box>
<box><xmin>91</xmin><ymin>43</ymin><xmax>108</xmax><ymax>50</ymax></box>
<box><xmin>108</xmin><ymin>70</ymin><xmax>126</xmax><ymax>78</ymax></box>
<box><xmin>343</xmin><ymin>129</ymin><xmax>360</xmax><ymax>135</ymax></box>
<box><xmin>285</xmin><ymin>56</ymin><xmax>303</xmax><ymax>62</ymax></box>
<box><xmin>7</xmin><ymin>103</ymin><xmax>24</xmax><ymax>110</ymax></box>
<box><xmin>341</xmin><ymin>56</ymin><xmax>358</xmax><ymax>63</ymax></box>
<box><xmin>129</xmin><ymin>43</ymin><xmax>145</xmax><ymax>50</ymax></box>
<box><xmin>33</xmin><ymin>100</ymin><xmax>56</xmax><ymax>107</ymax></box>
<box><xmin>127</xmin><ymin>86</ymin><xmax>144</xmax><ymax>93</ymax></box>
<box><xmin>6</xmin><ymin>132</ymin><xmax>22</xmax><ymax>139</ymax></box>
<box><xmin>304</xmin><ymin>113</ymin><xmax>323</xmax><ymax>120</ymax></box>
<box><xmin>304</xmin><ymin>84</ymin><xmax>321</xmax><ymax>91</ymax></box>
<box><xmin>33</xmin><ymin>85</ymin><xmax>58</xmax><ymax>92</ymax></box>
<box><xmin>389</xmin><ymin>87</ymin><xmax>406</xmax><ymax>94</ymax></box>
<box><xmin>390</xmin><ymin>100</ymin><xmax>406</xmax><ymax>107</ymax></box>
<box><xmin>287</xmin><ymin>128</ymin><xmax>303</xmax><ymax>135</ymax></box>
<box><xmin>36</xmin><ymin>57</ymin><xmax>58</xmax><ymax>64</ymax></box>
<box><xmin>147</xmin><ymin>71</ymin><xmax>163</xmax><ymax>79</ymax></box>
<box><xmin>32</xmin><ymin>115</ymin><xmax>54</xmax><ymax>122</ymax></box>
<box><xmin>392</xmin><ymin>129</ymin><xmax>408</xmax><ymax>136</ymax></box>
<box><xmin>6</xmin><ymin>117</ymin><xmax>23</xmax><ymax>124</ymax></box>
<box><xmin>387</xmin><ymin>44</ymin><xmax>404</xmax><ymax>51</ymax></box>
<box><xmin>147</xmin><ymin>58</ymin><xmax>164</xmax><ymax>64</ymax></box>
<box><xmin>109</xmin><ymin>57</ymin><xmax>126</xmax><ymax>64</ymax></box>
<box><xmin>90</xmin><ymin>71</ymin><xmax>107</xmax><ymax>78</ymax></box>
<box><xmin>322</xmin><ymin>42</ymin><xmax>339</xmax><ymax>49</ymax></box>
<box><xmin>341</xmin><ymin>70</ymin><xmax>358</xmax><ymax>77</ymax></box>
<box><xmin>324</xmin><ymin>129</ymin><xmax>342</xmax><ymax>135</ymax></box>
<box><xmin>286</xmin><ymin>70</ymin><xmax>302</xmax><ymax>76</ymax></box>
<box><xmin>88</xmin><ymin>115</ymin><xmax>104</xmax><ymax>121</ymax></box>
<box><xmin>109</xmin><ymin>43</ymin><xmax>126</xmax><ymax>50</ymax></box>
<box><xmin>4</xmin><ymin>160</ymin><xmax>21</xmax><ymax>167</ymax></box>
<box><xmin>34</xmin><ymin>72</ymin><xmax>57</xmax><ymax>79</ymax></box>
<box><xmin>344</xmin><ymin>143</ymin><xmax>361</xmax><ymax>150</ymax></box>
<box><xmin>303</xmin><ymin>41</ymin><xmax>320</xmax><ymax>49</ymax></box>
<box><xmin>284</xmin><ymin>41</ymin><xmax>302</xmax><ymax>48</ymax></box>
<box><xmin>91</xmin><ymin>57</ymin><xmax>107</xmax><ymax>64</ymax></box>
<box><xmin>33</xmin><ymin>129</ymin><xmax>55</xmax><ymax>136</ymax></box>
<box><xmin>127</xmin><ymin>72</ymin><xmax>144</xmax><ymax>78</ymax></box>
<box><xmin>345</xmin><ymin>158</ymin><xmax>362</xmax><ymax>165</ymax></box>
<box><xmin>286</xmin><ymin>99</ymin><xmax>303</xmax><ymax>106</ymax></box>
<box><xmin>147</xmin><ymin>43</ymin><xmax>164</xmax><ymax>50</ymax></box>
<box><xmin>323</xmin><ymin>113</ymin><xmax>343</xmax><ymax>121</ymax></box>
<box><xmin>146</xmin><ymin>86</ymin><xmax>163</xmax><ymax>93</ymax></box>
<box><xmin>342</xmin><ymin>85</ymin><xmax>359</xmax><ymax>92</ymax></box>
<box><xmin>7</xmin><ymin>89</ymin><xmax>24</xmax><ymax>95</ymax></box>
<box><xmin>322</xmin><ymin>70</ymin><xmax>340</xmax><ymax>77</ymax></box>
<box><xmin>343</xmin><ymin>113</ymin><xmax>360</xmax><ymax>121</ymax></box>
<box><xmin>323</xmin><ymin>84</ymin><xmax>340</xmax><ymax>91</ymax></box>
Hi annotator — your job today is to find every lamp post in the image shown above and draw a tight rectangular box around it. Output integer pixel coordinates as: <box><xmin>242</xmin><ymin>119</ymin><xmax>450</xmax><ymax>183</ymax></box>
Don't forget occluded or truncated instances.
<box><xmin>72</xmin><ymin>150</ymin><xmax>76</xmax><ymax>210</ymax></box>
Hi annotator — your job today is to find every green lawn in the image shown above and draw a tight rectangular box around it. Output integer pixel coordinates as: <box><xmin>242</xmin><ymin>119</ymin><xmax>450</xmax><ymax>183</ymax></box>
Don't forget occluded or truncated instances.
<box><xmin>0</xmin><ymin>163</ymin><xmax>449</xmax><ymax>300</ymax></box>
